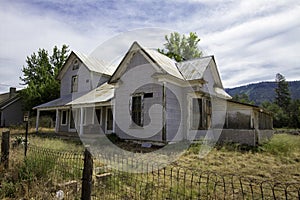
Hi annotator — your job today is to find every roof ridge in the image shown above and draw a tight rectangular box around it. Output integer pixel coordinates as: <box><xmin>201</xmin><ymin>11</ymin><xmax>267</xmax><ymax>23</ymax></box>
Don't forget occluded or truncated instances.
<box><xmin>178</xmin><ymin>55</ymin><xmax>214</xmax><ymax>64</ymax></box>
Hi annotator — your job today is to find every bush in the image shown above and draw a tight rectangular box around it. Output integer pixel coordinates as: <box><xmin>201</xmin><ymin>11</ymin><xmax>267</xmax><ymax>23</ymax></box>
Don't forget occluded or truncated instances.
<box><xmin>261</xmin><ymin>134</ymin><xmax>300</xmax><ymax>156</ymax></box>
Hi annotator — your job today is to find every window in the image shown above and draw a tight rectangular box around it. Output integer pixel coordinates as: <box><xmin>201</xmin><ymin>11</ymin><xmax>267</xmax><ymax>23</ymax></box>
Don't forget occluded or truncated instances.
<box><xmin>131</xmin><ymin>95</ymin><xmax>143</xmax><ymax>127</ymax></box>
<box><xmin>70</xmin><ymin>110</ymin><xmax>76</xmax><ymax>129</ymax></box>
<box><xmin>72</xmin><ymin>59</ymin><xmax>79</xmax><ymax>70</ymax></box>
<box><xmin>94</xmin><ymin>108</ymin><xmax>102</xmax><ymax>124</ymax></box>
<box><xmin>61</xmin><ymin>110</ymin><xmax>68</xmax><ymax>125</ymax></box>
<box><xmin>71</xmin><ymin>75</ymin><xmax>78</xmax><ymax>93</ymax></box>
<box><xmin>191</xmin><ymin>98</ymin><xmax>211</xmax><ymax>130</ymax></box>
<box><xmin>144</xmin><ymin>93</ymin><xmax>153</xmax><ymax>98</ymax></box>
<box><xmin>192</xmin><ymin>98</ymin><xmax>202</xmax><ymax>129</ymax></box>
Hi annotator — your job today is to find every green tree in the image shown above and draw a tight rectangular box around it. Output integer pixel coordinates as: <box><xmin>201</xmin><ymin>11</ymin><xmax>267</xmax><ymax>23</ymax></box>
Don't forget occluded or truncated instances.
<box><xmin>288</xmin><ymin>99</ymin><xmax>300</xmax><ymax>128</ymax></box>
<box><xmin>158</xmin><ymin>32</ymin><xmax>202</xmax><ymax>62</ymax></box>
<box><xmin>20</xmin><ymin>45</ymin><xmax>69</xmax><ymax>111</ymax></box>
<box><xmin>274</xmin><ymin>73</ymin><xmax>291</xmax><ymax>112</ymax></box>
<box><xmin>261</xmin><ymin>101</ymin><xmax>289</xmax><ymax>128</ymax></box>
<box><xmin>232</xmin><ymin>93</ymin><xmax>254</xmax><ymax>105</ymax></box>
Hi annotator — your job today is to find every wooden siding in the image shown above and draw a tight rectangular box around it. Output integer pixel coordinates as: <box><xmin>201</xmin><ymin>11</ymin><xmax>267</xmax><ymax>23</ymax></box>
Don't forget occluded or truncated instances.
<box><xmin>60</xmin><ymin>61</ymin><xmax>106</xmax><ymax>97</ymax></box>
<box><xmin>114</xmin><ymin>52</ymin><xmax>164</xmax><ymax>141</ymax></box>
<box><xmin>165</xmin><ymin>82</ymin><xmax>184</xmax><ymax>141</ymax></box>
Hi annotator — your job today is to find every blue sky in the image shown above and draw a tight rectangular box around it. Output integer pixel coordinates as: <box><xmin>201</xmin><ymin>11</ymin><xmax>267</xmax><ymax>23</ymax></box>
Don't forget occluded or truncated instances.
<box><xmin>0</xmin><ymin>0</ymin><xmax>299</xmax><ymax>93</ymax></box>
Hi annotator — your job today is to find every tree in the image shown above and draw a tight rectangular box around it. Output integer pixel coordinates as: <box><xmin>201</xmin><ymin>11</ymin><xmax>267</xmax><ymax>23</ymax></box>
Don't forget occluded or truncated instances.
<box><xmin>232</xmin><ymin>93</ymin><xmax>254</xmax><ymax>105</ymax></box>
<box><xmin>288</xmin><ymin>99</ymin><xmax>300</xmax><ymax>128</ymax></box>
<box><xmin>261</xmin><ymin>101</ymin><xmax>289</xmax><ymax>128</ymax></box>
<box><xmin>158</xmin><ymin>32</ymin><xmax>202</xmax><ymax>62</ymax></box>
<box><xmin>20</xmin><ymin>45</ymin><xmax>69</xmax><ymax>111</ymax></box>
<box><xmin>274</xmin><ymin>73</ymin><xmax>291</xmax><ymax>112</ymax></box>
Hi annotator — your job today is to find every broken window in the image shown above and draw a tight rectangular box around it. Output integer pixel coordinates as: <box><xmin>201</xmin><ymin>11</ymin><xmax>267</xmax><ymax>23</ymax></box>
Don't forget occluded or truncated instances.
<box><xmin>191</xmin><ymin>98</ymin><xmax>212</xmax><ymax>130</ymax></box>
<box><xmin>131</xmin><ymin>95</ymin><xmax>143</xmax><ymax>127</ymax></box>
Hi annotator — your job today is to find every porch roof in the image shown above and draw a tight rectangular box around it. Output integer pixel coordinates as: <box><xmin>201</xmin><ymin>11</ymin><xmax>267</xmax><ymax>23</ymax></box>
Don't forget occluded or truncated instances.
<box><xmin>33</xmin><ymin>92</ymin><xmax>88</xmax><ymax>110</ymax></box>
<box><xmin>67</xmin><ymin>83</ymin><xmax>114</xmax><ymax>106</ymax></box>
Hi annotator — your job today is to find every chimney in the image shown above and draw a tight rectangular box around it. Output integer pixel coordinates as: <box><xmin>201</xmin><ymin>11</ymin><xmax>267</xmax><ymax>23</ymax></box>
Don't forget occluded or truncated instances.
<box><xmin>9</xmin><ymin>87</ymin><xmax>17</xmax><ymax>98</ymax></box>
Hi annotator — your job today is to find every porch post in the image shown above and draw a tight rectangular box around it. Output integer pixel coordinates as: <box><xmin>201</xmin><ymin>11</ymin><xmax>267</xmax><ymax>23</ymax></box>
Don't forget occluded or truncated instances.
<box><xmin>55</xmin><ymin>109</ymin><xmax>59</xmax><ymax>133</ymax></box>
<box><xmin>80</xmin><ymin>107</ymin><xmax>84</xmax><ymax>136</ymax></box>
<box><xmin>36</xmin><ymin>109</ymin><xmax>40</xmax><ymax>133</ymax></box>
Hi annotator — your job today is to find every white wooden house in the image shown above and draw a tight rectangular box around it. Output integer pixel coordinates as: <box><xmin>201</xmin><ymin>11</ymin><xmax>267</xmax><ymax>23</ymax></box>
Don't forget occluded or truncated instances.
<box><xmin>34</xmin><ymin>42</ymin><xmax>273</xmax><ymax>145</ymax></box>
<box><xmin>34</xmin><ymin>51</ymin><xmax>117</xmax><ymax>135</ymax></box>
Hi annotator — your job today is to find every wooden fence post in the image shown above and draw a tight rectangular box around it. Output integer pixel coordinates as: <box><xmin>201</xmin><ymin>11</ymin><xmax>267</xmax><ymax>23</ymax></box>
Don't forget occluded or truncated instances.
<box><xmin>1</xmin><ymin>131</ymin><xmax>10</xmax><ymax>169</ymax></box>
<box><xmin>81</xmin><ymin>147</ymin><xmax>93</xmax><ymax>200</ymax></box>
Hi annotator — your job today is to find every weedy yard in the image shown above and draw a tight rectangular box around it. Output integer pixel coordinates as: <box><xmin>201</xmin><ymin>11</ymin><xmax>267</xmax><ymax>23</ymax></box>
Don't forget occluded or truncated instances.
<box><xmin>0</xmin><ymin>129</ymin><xmax>300</xmax><ymax>199</ymax></box>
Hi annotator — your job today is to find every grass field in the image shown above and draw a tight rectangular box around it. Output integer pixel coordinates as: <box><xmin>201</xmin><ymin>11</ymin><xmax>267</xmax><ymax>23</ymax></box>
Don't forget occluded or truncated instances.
<box><xmin>1</xmin><ymin>129</ymin><xmax>300</xmax><ymax>199</ymax></box>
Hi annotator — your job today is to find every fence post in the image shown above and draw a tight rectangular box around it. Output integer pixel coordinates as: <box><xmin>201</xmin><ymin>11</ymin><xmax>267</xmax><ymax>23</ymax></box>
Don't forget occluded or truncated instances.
<box><xmin>1</xmin><ymin>131</ymin><xmax>10</xmax><ymax>169</ymax></box>
<box><xmin>81</xmin><ymin>147</ymin><xmax>93</xmax><ymax>200</ymax></box>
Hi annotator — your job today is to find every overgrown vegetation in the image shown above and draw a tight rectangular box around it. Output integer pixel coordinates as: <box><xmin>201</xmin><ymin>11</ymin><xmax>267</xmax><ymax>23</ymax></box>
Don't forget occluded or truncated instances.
<box><xmin>1</xmin><ymin>132</ymin><xmax>299</xmax><ymax>199</ymax></box>
<box><xmin>19</xmin><ymin>45</ymin><xmax>69</xmax><ymax>111</ymax></box>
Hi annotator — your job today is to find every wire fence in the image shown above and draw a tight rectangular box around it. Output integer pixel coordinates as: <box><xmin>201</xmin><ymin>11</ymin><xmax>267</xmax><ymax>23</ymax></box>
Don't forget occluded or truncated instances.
<box><xmin>1</xmin><ymin>131</ymin><xmax>300</xmax><ymax>199</ymax></box>
<box><xmin>23</xmin><ymin>145</ymin><xmax>84</xmax><ymax>199</ymax></box>
<box><xmin>92</xmin><ymin>153</ymin><xmax>300</xmax><ymax>200</ymax></box>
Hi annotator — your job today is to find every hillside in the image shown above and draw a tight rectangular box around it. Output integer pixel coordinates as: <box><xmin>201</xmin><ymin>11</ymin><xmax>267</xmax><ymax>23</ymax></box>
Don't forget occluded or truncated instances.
<box><xmin>225</xmin><ymin>81</ymin><xmax>300</xmax><ymax>105</ymax></box>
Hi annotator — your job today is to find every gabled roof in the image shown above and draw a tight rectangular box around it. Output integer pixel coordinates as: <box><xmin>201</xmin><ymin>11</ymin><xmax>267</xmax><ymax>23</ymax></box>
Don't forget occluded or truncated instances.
<box><xmin>57</xmin><ymin>51</ymin><xmax>117</xmax><ymax>80</ymax></box>
<box><xmin>0</xmin><ymin>95</ymin><xmax>21</xmax><ymax>110</ymax></box>
<box><xmin>144</xmin><ymin>49</ymin><xmax>184</xmax><ymax>79</ymax></box>
<box><xmin>109</xmin><ymin>42</ymin><xmax>225</xmax><ymax>88</ymax></box>
<box><xmin>177</xmin><ymin>55</ymin><xmax>224</xmax><ymax>88</ymax></box>
<box><xmin>0</xmin><ymin>88</ymin><xmax>21</xmax><ymax>110</ymax></box>
<box><xmin>176</xmin><ymin>56</ymin><xmax>212</xmax><ymax>80</ymax></box>
<box><xmin>109</xmin><ymin>42</ymin><xmax>184</xmax><ymax>83</ymax></box>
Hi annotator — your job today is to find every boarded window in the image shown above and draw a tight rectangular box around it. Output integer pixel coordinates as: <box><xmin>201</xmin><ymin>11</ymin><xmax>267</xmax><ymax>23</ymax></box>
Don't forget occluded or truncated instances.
<box><xmin>132</xmin><ymin>95</ymin><xmax>143</xmax><ymax>127</ymax></box>
<box><xmin>61</xmin><ymin>110</ymin><xmax>67</xmax><ymax>125</ymax></box>
<box><xmin>71</xmin><ymin>75</ymin><xmax>78</xmax><ymax>92</ymax></box>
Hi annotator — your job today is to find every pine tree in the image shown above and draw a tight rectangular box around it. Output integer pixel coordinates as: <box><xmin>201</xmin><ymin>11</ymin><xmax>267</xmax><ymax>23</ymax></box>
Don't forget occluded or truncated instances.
<box><xmin>274</xmin><ymin>73</ymin><xmax>291</xmax><ymax>112</ymax></box>
<box><xmin>20</xmin><ymin>45</ymin><xmax>69</xmax><ymax>111</ymax></box>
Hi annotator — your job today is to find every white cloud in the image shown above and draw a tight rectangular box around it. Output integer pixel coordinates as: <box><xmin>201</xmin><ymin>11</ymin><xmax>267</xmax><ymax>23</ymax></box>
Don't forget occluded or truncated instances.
<box><xmin>0</xmin><ymin>0</ymin><xmax>299</xmax><ymax>93</ymax></box>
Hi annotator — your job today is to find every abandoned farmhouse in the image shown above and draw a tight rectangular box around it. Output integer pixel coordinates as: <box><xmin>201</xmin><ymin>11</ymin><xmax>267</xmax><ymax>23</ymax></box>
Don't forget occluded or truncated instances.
<box><xmin>34</xmin><ymin>42</ymin><xmax>273</xmax><ymax>146</ymax></box>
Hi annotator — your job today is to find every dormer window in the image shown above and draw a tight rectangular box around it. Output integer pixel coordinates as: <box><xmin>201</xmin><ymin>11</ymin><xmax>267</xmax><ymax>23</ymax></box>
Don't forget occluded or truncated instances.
<box><xmin>72</xmin><ymin>59</ymin><xmax>79</xmax><ymax>70</ymax></box>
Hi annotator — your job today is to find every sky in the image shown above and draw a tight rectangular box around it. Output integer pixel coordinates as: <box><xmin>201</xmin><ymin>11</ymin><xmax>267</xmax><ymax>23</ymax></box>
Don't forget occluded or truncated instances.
<box><xmin>0</xmin><ymin>0</ymin><xmax>299</xmax><ymax>93</ymax></box>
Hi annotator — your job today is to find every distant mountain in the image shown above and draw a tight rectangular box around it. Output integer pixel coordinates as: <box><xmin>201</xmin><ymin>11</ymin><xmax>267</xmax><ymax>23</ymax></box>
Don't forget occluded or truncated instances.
<box><xmin>225</xmin><ymin>81</ymin><xmax>300</xmax><ymax>105</ymax></box>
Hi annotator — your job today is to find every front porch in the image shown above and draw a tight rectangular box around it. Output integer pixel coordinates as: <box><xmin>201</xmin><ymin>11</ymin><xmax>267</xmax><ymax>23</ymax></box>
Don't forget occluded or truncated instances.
<box><xmin>36</xmin><ymin>104</ymin><xmax>114</xmax><ymax>136</ymax></box>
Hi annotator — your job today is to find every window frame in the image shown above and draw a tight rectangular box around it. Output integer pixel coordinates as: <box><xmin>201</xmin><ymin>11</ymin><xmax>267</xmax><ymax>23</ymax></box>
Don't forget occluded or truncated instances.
<box><xmin>71</xmin><ymin>75</ymin><xmax>78</xmax><ymax>93</ymax></box>
<box><xmin>72</xmin><ymin>59</ymin><xmax>79</xmax><ymax>70</ymax></box>
<box><xmin>190</xmin><ymin>96</ymin><xmax>212</xmax><ymax>130</ymax></box>
<box><xmin>61</xmin><ymin>110</ymin><xmax>68</xmax><ymax>126</ymax></box>
<box><xmin>94</xmin><ymin>108</ymin><xmax>102</xmax><ymax>125</ymax></box>
<box><xmin>130</xmin><ymin>93</ymin><xmax>144</xmax><ymax>127</ymax></box>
